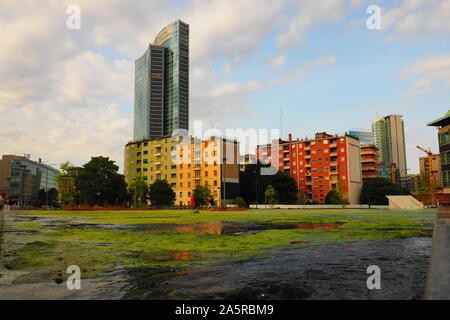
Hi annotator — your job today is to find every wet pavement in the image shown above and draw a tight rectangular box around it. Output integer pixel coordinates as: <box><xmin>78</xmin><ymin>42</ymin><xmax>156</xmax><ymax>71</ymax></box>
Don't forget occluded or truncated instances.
<box><xmin>120</xmin><ymin>237</ymin><xmax>432</xmax><ymax>300</ymax></box>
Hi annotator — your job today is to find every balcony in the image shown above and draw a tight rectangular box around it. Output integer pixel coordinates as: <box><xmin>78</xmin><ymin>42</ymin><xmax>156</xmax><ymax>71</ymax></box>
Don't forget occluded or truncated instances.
<box><xmin>329</xmin><ymin>143</ymin><xmax>337</xmax><ymax>148</ymax></box>
<box><xmin>331</xmin><ymin>171</ymin><xmax>338</xmax><ymax>175</ymax></box>
<box><xmin>362</xmin><ymin>166</ymin><xmax>377</xmax><ymax>171</ymax></box>
<box><xmin>304</xmin><ymin>155</ymin><xmax>311</xmax><ymax>159</ymax></box>
<box><xmin>305</xmin><ymin>181</ymin><xmax>312</xmax><ymax>186</ymax></box>
<box><xmin>194</xmin><ymin>176</ymin><xmax>201</xmax><ymax>180</ymax></box>
<box><xmin>330</xmin><ymin>162</ymin><xmax>338</xmax><ymax>167</ymax></box>
<box><xmin>283</xmin><ymin>149</ymin><xmax>290</xmax><ymax>153</ymax></box>
<box><xmin>330</xmin><ymin>152</ymin><xmax>338</xmax><ymax>157</ymax></box>
<box><xmin>361</xmin><ymin>159</ymin><xmax>375</xmax><ymax>163</ymax></box>
<box><xmin>304</xmin><ymin>146</ymin><xmax>311</xmax><ymax>151</ymax></box>
<box><xmin>361</xmin><ymin>151</ymin><xmax>376</xmax><ymax>155</ymax></box>
<box><xmin>306</xmin><ymin>171</ymin><xmax>311</xmax><ymax>176</ymax></box>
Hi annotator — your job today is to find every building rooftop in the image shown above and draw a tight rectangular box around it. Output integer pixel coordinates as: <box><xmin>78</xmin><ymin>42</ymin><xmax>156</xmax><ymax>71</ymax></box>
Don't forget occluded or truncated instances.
<box><xmin>427</xmin><ymin>110</ymin><xmax>450</xmax><ymax>127</ymax></box>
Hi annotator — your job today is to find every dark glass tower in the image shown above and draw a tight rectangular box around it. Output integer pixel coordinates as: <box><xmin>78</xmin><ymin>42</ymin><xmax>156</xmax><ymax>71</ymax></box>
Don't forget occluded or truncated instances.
<box><xmin>134</xmin><ymin>20</ymin><xmax>189</xmax><ymax>140</ymax></box>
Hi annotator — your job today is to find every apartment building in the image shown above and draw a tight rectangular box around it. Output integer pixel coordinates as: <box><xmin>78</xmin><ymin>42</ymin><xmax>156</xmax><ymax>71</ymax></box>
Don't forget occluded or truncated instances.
<box><xmin>124</xmin><ymin>136</ymin><xmax>239</xmax><ymax>206</ymax></box>
<box><xmin>256</xmin><ymin>132</ymin><xmax>363</xmax><ymax>204</ymax></box>
<box><xmin>360</xmin><ymin>145</ymin><xmax>379</xmax><ymax>181</ymax></box>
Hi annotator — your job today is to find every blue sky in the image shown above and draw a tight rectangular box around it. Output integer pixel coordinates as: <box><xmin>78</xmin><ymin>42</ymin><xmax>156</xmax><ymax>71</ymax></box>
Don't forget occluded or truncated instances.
<box><xmin>0</xmin><ymin>0</ymin><xmax>449</xmax><ymax>174</ymax></box>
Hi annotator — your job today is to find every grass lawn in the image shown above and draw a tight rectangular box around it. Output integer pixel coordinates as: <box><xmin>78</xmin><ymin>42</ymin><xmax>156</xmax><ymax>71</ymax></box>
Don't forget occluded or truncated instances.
<box><xmin>2</xmin><ymin>208</ymin><xmax>436</xmax><ymax>284</ymax></box>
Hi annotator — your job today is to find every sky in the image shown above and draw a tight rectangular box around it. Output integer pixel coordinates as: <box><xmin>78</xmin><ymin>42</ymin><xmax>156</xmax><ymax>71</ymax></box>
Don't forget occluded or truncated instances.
<box><xmin>0</xmin><ymin>0</ymin><xmax>449</xmax><ymax>174</ymax></box>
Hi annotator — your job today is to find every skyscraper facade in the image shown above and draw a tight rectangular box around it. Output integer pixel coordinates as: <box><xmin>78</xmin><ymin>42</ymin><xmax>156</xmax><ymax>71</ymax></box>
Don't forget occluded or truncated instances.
<box><xmin>348</xmin><ymin>129</ymin><xmax>375</xmax><ymax>145</ymax></box>
<box><xmin>372</xmin><ymin>115</ymin><xmax>408</xmax><ymax>177</ymax></box>
<box><xmin>134</xmin><ymin>20</ymin><xmax>189</xmax><ymax>140</ymax></box>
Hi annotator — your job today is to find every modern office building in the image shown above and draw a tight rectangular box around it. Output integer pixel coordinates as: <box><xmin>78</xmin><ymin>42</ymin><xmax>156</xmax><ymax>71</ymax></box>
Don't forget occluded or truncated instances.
<box><xmin>372</xmin><ymin>115</ymin><xmax>408</xmax><ymax>177</ymax></box>
<box><xmin>428</xmin><ymin>111</ymin><xmax>450</xmax><ymax>195</ymax></box>
<box><xmin>360</xmin><ymin>145</ymin><xmax>379</xmax><ymax>181</ymax></box>
<box><xmin>349</xmin><ymin>129</ymin><xmax>375</xmax><ymax>146</ymax></box>
<box><xmin>134</xmin><ymin>20</ymin><xmax>189</xmax><ymax>140</ymax></box>
<box><xmin>419</xmin><ymin>155</ymin><xmax>442</xmax><ymax>188</ymax></box>
<box><xmin>256</xmin><ymin>132</ymin><xmax>363</xmax><ymax>204</ymax></box>
<box><xmin>0</xmin><ymin>155</ymin><xmax>59</xmax><ymax>206</ymax></box>
<box><xmin>124</xmin><ymin>136</ymin><xmax>240</xmax><ymax>207</ymax></box>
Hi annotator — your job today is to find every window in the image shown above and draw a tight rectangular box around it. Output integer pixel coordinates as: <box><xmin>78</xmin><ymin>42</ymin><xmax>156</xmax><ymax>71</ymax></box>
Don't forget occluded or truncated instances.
<box><xmin>439</xmin><ymin>132</ymin><xmax>450</xmax><ymax>146</ymax></box>
<box><xmin>443</xmin><ymin>171</ymin><xmax>450</xmax><ymax>187</ymax></box>
<box><xmin>143</xmin><ymin>159</ymin><xmax>148</xmax><ymax>164</ymax></box>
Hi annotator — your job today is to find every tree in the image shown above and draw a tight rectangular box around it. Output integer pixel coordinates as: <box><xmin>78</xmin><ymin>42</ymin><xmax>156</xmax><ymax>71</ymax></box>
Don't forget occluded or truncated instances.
<box><xmin>239</xmin><ymin>162</ymin><xmax>298</xmax><ymax>205</ymax></box>
<box><xmin>361</xmin><ymin>178</ymin><xmax>409</xmax><ymax>205</ymax></box>
<box><xmin>233</xmin><ymin>197</ymin><xmax>247</xmax><ymax>208</ymax></box>
<box><xmin>193</xmin><ymin>184</ymin><xmax>211</xmax><ymax>208</ymax></box>
<box><xmin>75</xmin><ymin>156</ymin><xmax>128</xmax><ymax>206</ymax></box>
<box><xmin>128</xmin><ymin>177</ymin><xmax>149</xmax><ymax>208</ymax></box>
<box><xmin>325</xmin><ymin>188</ymin><xmax>347</xmax><ymax>205</ymax></box>
<box><xmin>271</xmin><ymin>171</ymin><xmax>298</xmax><ymax>204</ymax></box>
<box><xmin>55</xmin><ymin>161</ymin><xmax>76</xmax><ymax>206</ymax></box>
<box><xmin>148</xmin><ymin>179</ymin><xmax>176</xmax><ymax>208</ymax></box>
<box><xmin>265</xmin><ymin>185</ymin><xmax>278</xmax><ymax>205</ymax></box>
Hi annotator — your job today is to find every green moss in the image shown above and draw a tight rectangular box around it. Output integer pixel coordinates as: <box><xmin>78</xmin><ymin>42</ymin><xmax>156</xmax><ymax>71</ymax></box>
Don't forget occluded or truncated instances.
<box><xmin>7</xmin><ymin>209</ymin><xmax>435</xmax><ymax>284</ymax></box>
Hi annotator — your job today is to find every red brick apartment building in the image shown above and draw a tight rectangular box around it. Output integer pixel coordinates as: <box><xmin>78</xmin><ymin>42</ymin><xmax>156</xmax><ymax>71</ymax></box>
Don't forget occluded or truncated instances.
<box><xmin>361</xmin><ymin>145</ymin><xmax>380</xmax><ymax>181</ymax></box>
<box><xmin>257</xmin><ymin>132</ymin><xmax>363</xmax><ymax>204</ymax></box>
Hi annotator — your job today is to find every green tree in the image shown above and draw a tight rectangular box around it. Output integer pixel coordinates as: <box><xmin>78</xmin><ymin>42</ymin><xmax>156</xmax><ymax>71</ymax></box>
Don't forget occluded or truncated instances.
<box><xmin>239</xmin><ymin>162</ymin><xmax>298</xmax><ymax>205</ymax></box>
<box><xmin>325</xmin><ymin>188</ymin><xmax>347</xmax><ymax>205</ymax></box>
<box><xmin>55</xmin><ymin>161</ymin><xmax>75</xmax><ymax>206</ymax></box>
<box><xmin>193</xmin><ymin>184</ymin><xmax>212</xmax><ymax>208</ymax></box>
<box><xmin>128</xmin><ymin>177</ymin><xmax>149</xmax><ymax>208</ymax></box>
<box><xmin>75</xmin><ymin>156</ymin><xmax>128</xmax><ymax>206</ymax></box>
<box><xmin>361</xmin><ymin>178</ymin><xmax>409</xmax><ymax>205</ymax></box>
<box><xmin>148</xmin><ymin>179</ymin><xmax>176</xmax><ymax>208</ymax></box>
<box><xmin>271</xmin><ymin>171</ymin><xmax>298</xmax><ymax>204</ymax></box>
<box><xmin>265</xmin><ymin>185</ymin><xmax>278</xmax><ymax>205</ymax></box>
<box><xmin>233</xmin><ymin>197</ymin><xmax>247</xmax><ymax>208</ymax></box>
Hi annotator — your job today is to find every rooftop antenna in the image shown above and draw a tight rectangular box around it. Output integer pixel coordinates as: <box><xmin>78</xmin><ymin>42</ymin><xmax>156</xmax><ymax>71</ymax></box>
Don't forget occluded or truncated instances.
<box><xmin>279</xmin><ymin>108</ymin><xmax>283</xmax><ymax>139</ymax></box>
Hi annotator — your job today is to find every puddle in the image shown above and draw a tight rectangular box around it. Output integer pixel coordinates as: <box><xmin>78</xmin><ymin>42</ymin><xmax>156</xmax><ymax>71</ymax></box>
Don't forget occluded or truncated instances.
<box><xmin>123</xmin><ymin>250</ymin><xmax>197</xmax><ymax>262</ymax></box>
<box><xmin>64</xmin><ymin>221</ymin><xmax>344</xmax><ymax>235</ymax></box>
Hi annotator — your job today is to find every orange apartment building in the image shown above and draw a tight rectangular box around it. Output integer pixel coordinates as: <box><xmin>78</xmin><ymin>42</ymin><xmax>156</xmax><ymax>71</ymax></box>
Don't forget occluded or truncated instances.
<box><xmin>257</xmin><ymin>132</ymin><xmax>363</xmax><ymax>204</ymax></box>
<box><xmin>360</xmin><ymin>145</ymin><xmax>380</xmax><ymax>181</ymax></box>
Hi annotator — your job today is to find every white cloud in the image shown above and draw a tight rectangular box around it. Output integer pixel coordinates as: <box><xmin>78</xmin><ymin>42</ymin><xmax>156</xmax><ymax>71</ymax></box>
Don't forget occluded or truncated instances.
<box><xmin>268</xmin><ymin>55</ymin><xmax>286</xmax><ymax>68</ymax></box>
<box><xmin>405</xmin><ymin>54</ymin><xmax>450</xmax><ymax>95</ymax></box>
<box><xmin>381</xmin><ymin>0</ymin><xmax>450</xmax><ymax>38</ymax></box>
<box><xmin>276</xmin><ymin>0</ymin><xmax>365</xmax><ymax>49</ymax></box>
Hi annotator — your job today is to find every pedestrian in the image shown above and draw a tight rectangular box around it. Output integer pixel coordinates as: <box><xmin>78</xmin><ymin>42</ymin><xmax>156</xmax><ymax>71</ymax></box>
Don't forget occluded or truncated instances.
<box><xmin>190</xmin><ymin>194</ymin><xmax>196</xmax><ymax>209</ymax></box>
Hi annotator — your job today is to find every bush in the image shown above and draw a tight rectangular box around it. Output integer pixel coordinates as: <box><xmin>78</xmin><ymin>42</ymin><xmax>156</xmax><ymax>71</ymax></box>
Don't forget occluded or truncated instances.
<box><xmin>233</xmin><ymin>197</ymin><xmax>247</xmax><ymax>208</ymax></box>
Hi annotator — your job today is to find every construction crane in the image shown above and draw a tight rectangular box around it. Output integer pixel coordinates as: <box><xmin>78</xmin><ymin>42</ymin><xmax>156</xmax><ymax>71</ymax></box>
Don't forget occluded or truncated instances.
<box><xmin>416</xmin><ymin>145</ymin><xmax>436</xmax><ymax>188</ymax></box>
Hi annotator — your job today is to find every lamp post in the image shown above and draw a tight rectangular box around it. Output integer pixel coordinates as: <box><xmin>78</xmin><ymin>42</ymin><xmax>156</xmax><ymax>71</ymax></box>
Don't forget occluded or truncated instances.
<box><xmin>222</xmin><ymin>155</ymin><xmax>227</xmax><ymax>209</ymax></box>
<box><xmin>254</xmin><ymin>167</ymin><xmax>259</xmax><ymax>209</ymax></box>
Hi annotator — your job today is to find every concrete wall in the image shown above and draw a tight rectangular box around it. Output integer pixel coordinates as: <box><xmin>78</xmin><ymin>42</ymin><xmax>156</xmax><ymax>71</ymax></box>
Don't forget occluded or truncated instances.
<box><xmin>347</xmin><ymin>137</ymin><xmax>363</xmax><ymax>205</ymax></box>
<box><xmin>249</xmin><ymin>204</ymin><xmax>389</xmax><ymax>210</ymax></box>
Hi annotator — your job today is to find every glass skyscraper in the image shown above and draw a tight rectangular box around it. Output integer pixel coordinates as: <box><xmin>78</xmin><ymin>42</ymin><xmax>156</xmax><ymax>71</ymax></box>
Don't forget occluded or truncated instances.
<box><xmin>134</xmin><ymin>20</ymin><xmax>189</xmax><ymax>140</ymax></box>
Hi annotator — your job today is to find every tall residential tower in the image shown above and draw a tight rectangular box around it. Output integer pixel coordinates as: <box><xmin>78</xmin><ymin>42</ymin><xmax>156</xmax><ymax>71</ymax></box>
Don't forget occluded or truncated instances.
<box><xmin>134</xmin><ymin>20</ymin><xmax>189</xmax><ymax>140</ymax></box>
<box><xmin>372</xmin><ymin>115</ymin><xmax>408</xmax><ymax>177</ymax></box>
